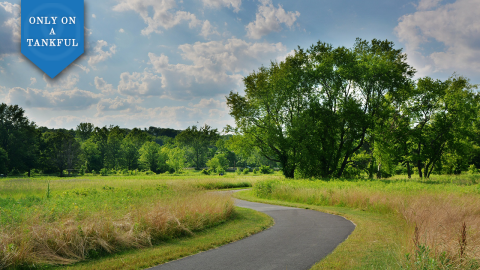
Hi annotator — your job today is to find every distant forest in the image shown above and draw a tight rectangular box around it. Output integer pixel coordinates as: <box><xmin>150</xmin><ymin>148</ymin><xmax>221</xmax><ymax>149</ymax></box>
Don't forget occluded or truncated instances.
<box><xmin>0</xmin><ymin>103</ymin><xmax>275</xmax><ymax>177</ymax></box>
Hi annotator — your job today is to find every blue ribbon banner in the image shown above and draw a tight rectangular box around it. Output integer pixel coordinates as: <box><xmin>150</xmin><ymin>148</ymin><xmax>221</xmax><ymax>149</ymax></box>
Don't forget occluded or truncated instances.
<box><xmin>21</xmin><ymin>0</ymin><xmax>84</xmax><ymax>78</ymax></box>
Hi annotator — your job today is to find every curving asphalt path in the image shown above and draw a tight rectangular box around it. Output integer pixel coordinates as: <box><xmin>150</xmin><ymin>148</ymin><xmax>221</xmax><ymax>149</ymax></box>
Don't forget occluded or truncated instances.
<box><xmin>149</xmin><ymin>197</ymin><xmax>355</xmax><ymax>270</ymax></box>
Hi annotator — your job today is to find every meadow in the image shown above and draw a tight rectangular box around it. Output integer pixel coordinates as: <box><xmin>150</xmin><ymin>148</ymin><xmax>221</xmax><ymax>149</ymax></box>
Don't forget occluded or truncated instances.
<box><xmin>249</xmin><ymin>174</ymin><xmax>480</xmax><ymax>269</ymax></box>
<box><xmin>0</xmin><ymin>172</ymin><xmax>282</xmax><ymax>269</ymax></box>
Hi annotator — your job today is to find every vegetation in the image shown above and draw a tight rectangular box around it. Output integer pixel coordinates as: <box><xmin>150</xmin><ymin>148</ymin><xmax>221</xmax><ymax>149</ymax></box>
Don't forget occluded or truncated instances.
<box><xmin>0</xmin><ymin>173</ymin><xmax>279</xmax><ymax>269</ymax></box>
<box><xmin>249</xmin><ymin>175</ymin><xmax>480</xmax><ymax>269</ymax></box>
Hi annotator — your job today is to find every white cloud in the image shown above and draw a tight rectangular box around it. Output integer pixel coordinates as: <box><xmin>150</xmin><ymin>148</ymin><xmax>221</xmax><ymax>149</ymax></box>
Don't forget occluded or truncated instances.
<box><xmin>113</xmin><ymin>0</ymin><xmax>201</xmax><ymax>36</ymax></box>
<box><xmin>74</xmin><ymin>64</ymin><xmax>90</xmax><ymax>74</ymax></box>
<box><xmin>95</xmin><ymin>96</ymin><xmax>142</xmax><ymax>116</ymax></box>
<box><xmin>202</xmin><ymin>0</ymin><xmax>242</xmax><ymax>12</ymax></box>
<box><xmin>0</xmin><ymin>1</ymin><xmax>20</xmax><ymax>55</ymax></box>
<box><xmin>246</xmin><ymin>0</ymin><xmax>300</xmax><ymax>39</ymax></box>
<box><xmin>94</xmin><ymin>76</ymin><xmax>115</xmax><ymax>95</ymax></box>
<box><xmin>145</xmin><ymin>38</ymin><xmax>286</xmax><ymax>99</ymax></box>
<box><xmin>417</xmin><ymin>0</ymin><xmax>442</xmax><ymax>10</ymax></box>
<box><xmin>6</xmin><ymin>87</ymin><xmax>101</xmax><ymax>110</ymax></box>
<box><xmin>119</xmin><ymin>28</ymin><xmax>125</xmax><ymax>33</ymax></box>
<box><xmin>200</xmin><ymin>20</ymin><xmax>219</xmax><ymax>38</ymax></box>
<box><xmin>92</xmin><ymin>14</ymin><xmax>96</xmax><ymax>18</ymax></box>
<box><xmin>88</xmin><ymin>40</ymin><xmax>117</xmax><ymax>68</ymax></box>
<box><xmin>29</xmin><ymin>77</ymin><xmax>37</xmax><ymax>86</ymax></box>
<box><xmin>43</xmin><ymin>74</ymin><xmax>80</xmax><ymax>90</ymax></box>
<box><xmin>395</xmin><ymin>0</ymin><xmax>480</xmax><ymax>76</ymax></box>
<box><xmin>117</xmin><ymin>71</ymin><xmax>163</xmax><ymax>96</ymax></box>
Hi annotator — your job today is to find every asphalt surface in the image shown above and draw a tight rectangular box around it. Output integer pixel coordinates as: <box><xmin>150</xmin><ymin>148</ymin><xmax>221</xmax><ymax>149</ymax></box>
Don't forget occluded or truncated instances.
<box><xmin>149</xmin><ymin>197</ymin><xmax>355</xmax><ymax>270</ymax></box>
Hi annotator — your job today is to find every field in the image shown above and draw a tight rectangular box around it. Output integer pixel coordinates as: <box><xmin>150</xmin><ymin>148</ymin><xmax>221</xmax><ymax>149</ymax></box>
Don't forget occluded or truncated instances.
<box><xmin>2</xmin><ymin>172</ymin><xmax>480</xmax><ymax>269</ymax></box>
<box><xmin>0</xmin><ymin>172</ymin><xmax>281</xmax><ymax>269</ymax></box>
<box><xmin>247</xmin><ymin>174</ymin><xmax>480</xmax><ymax>269</ymax></box>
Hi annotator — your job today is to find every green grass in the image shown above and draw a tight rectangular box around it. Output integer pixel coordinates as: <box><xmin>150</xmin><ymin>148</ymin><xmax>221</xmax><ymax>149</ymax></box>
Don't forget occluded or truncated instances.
<box><xmin>234</xmin><ymin>190</ymin><xmax>409</xmax><ymax>270</ymax></box>
<box><xmin>56</xmin><ymin>207</ymin><xmax>273</xmax><ymax>270</ymax></box>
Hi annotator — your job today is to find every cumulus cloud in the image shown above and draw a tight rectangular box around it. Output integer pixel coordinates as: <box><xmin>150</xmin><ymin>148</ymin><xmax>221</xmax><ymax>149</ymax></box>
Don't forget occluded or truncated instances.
<box><xmin>246</xmin><ymin>0</ymin><xmax>300</xmax><ymax>39</ymax></box>
<box><xmin>202</xmin><ymin>0</ymin><xmax>242</xmax><ymax>12</ymax></box>
<box><xmin>395</xmin><ymin>0</ymin><xmax>480</xmax><ymax>76</ymax></box>
<box><xmin>113</xmin><ymin>0</ymin><xmax>201</xmax><ymax>36</ymax></box>
<box><xmin>88</xmin><ymin>40</ymin><xmax>117</xmax><ymax>68</ymax></box>
<box><xmin>95</xmin><ymin>96</ymin><xmax>142</xmax><ymax>116</ymax></box>
<box><xmin>0</xmin><ymin>1</ymin><xmax>20</xmax><ymax>55</ymax></box>
<box><xmin>74</xmin><ymin>64</ymin><xmax>90</xmax><ymax>74</ymax></box>
<box><xmin>43</xmin><ymin>74</ymin><xmax>80</xmax><ymax>90</ymax></box>
<box><xmin>94</xmin><ymin>76</ymin><xmax>115</xmax><ymax>95</ymax></box>
<box><xmin>6</xmin><ymin>87</ymin><xmax>101</xmax><ymax>110</ymax></box>
<box><xmin>117</xmin><ymin>71</ymin><xmax>163</xmax><ymax>96</ymax></box>
<box><xmin>200</xmin><ymin>20</ymin><xmax>219</xmax><ymax>38</ymax></box>
<box><xmin>119</xmin><ymin>28</ymin><xmax>125</xmax><ymax>33</ymax></box>
<box><xmin>29</xmin><ymin>77</ymin><xmax>37</xmax><ymax>86</ymax></box>
<box><xmin>144</xmin><ymin>38</ymin><xmax>286</xmax><ymax>99</ymax></box>
<box><xmin>417</xmin><ymin>0</ymin><xmax>442</xmax><ymax>10</ymax></box>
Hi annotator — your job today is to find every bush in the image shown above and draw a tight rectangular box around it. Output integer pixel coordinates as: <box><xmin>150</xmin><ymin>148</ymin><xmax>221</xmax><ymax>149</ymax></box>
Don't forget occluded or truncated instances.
<box><xmin>91</xmin><ymin>170</ymin><xmax>96</xmax><ymax>175</ymax></box>
<box><xmin>100</xmin><ymin>168</ymin><xmax>108</xmax><ymax>176</ymax></box>
<box><xmin>259</xmin><ymin>165</ymin><xmax>273</xmax><ymax>174</ymax></box>
<box><xmin>201</xmin><ymin>169</ymin><xmax>210</xmax><ymax>175</ymax></box>
<box><xmin>168</xmin><ymin>167</ymin><xmax>175</xmax><ymax>174</ymax></box>
<box><xmin>217</xmin><ymin>168</ymin><xmax>225</xmax><ymax>175</ymax></box>
<box><xmin>236</xmin><ymin>168</ymin><xmax>242</xmax><ymax>175</ymax></box>
<box><xmin>253</xmin><ymin>168</ymin><xmax>258</xmax><ymax>174</ymax></box>
<box><xmin>468</xmin><ymin>164</ymin><xmax>478</xmax><ymax>174</ymax></box>
<box><xmin>243</xmin><ymin>168</ymin><xmax>250</xmax><ymax>174</ymax></box>
<box><xmin>208</xmin><ymin>168</ymin><xmax>216</xmax><ymax>175</ymax></box>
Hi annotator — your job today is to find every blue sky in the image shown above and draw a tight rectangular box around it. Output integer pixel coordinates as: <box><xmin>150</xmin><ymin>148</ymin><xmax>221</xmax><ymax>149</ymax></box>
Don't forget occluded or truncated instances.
<box><xmin>1</xmin><ymin>0</ymin><xmax>479</xmax><ymax>130</ymax></box>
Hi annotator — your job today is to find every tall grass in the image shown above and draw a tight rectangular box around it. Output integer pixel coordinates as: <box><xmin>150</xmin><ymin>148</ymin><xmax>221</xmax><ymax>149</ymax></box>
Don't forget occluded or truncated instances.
<box><xmin>0</xmin><ymin>177</ymin><xmax>239</xmax><ymax>269</ymax></box>
<box><xmin>254</xmin><ymin>177</ymin><xmax>480</xmax><ymax>268</ymax></box>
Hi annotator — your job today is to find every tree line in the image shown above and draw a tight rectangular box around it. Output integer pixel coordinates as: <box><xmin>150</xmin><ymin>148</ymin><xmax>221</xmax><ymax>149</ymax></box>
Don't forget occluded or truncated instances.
<box><xmin>227</xmin><ymin>38</ymin><xmax>480</xmax><ymax>179</ymax></box>
<box><xmin>0</xmin><ymin>104</ymin><xmax>275</xmax><ymax>177</ymax></box>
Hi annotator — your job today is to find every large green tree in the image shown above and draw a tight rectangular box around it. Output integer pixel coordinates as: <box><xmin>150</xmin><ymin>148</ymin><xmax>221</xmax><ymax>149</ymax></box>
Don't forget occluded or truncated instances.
<box><xmin>176</xmin><ymin>124</ymin><xmax>219</xmax><ymax>169</ymax></box>
<box><xmin>227</xmin><ymin>39</ymin><xmax>414</xmax><ymax>178</ymax></box>
<box><xmin>0</xmin><ymin>103</ymin><xmax>39</xmax><ymax>176</ymax></box>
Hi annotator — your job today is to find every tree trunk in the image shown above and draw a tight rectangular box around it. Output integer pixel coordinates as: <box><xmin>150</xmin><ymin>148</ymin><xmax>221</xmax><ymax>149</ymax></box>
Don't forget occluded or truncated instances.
<box><xmin>28</xmin><ymin>169</ymin><xmax>31</xmax><ymax>177</ymax></box>
<box><xmin>377</xmin><ymin>163</ymin><xmax>382</xmax><ymax>179</ymax></box>
<box><xmin>417</xmin><ymin>161</ymin><xmax>423</xmax><ymax>178</ymax></box>
<box><xmin>406</xmin><ymin>161</ymin><xmax>411</xmax><ymax>179</ymax></box>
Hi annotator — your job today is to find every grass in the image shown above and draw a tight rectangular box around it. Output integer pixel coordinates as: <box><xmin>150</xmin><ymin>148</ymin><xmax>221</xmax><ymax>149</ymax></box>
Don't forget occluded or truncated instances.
<box><xmin>0</xmin><ymin>173</ymin><xmax>279</xmax><ymax>269</ymax></box>
<box><xmin>234</xmin><ymin>189</ymin><xmax>409</xmax><ymax>269</ymax></box>
<box><xmin>56</xmin><ymin>207</ymin><xmax>273</xmax><ymax>270</ymax></box>
<box><xmin>248</xmin><ymin>175</ymin><xmax>480</xmax><ymax>269</ymax></box>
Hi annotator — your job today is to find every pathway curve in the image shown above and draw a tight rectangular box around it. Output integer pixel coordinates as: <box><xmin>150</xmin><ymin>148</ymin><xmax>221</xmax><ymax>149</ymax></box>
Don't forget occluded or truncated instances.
<box><xmin>149</xmin><ymin>197</ymin><xmax>355</xmax><ymax>270</ymax></box>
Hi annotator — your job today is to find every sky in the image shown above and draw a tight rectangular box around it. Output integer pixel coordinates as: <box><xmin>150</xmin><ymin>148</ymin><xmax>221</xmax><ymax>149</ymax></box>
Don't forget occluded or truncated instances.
<box><xmin>0</xmin><ymin>0</ymin><xmax>479</xmax><ymax>131</ymax></box>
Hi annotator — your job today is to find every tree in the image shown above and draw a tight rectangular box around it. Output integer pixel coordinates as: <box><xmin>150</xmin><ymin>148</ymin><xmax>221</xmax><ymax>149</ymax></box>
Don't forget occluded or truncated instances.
<box><xmin>139</xmin><ymin>141</ymin><xmax>161</xmax><ymax>172</ymax></box>
<box><xmin>105</xmin><ymin>126</ymin><xmax>125</xmax><ymax>170</ymax></box>
<box><xmin>43</xmin><ymin>131</ymin><xmax>81</xmax><ymax>176</ymax></box>
<box><xmin>164</xmin><ymin>147</ymin><xmax>186</xmax><ymax>173</ymax></box>
<box><xmin>90</xmin><ymin>126</ymin><xmax>109</xmax><ymax>169</ymax></box>
<box><xmin>176</xmin><ymin>124</ymin><xmax>219</xmax><ymax>169</ymax></box>
<box><xmin>0</xmin><ymin>103</ymin><xmax>39</xmax><ymax>175</ymax></box>
<box><xmin>405</xmin><ymin>76</ymin><xmax>478</xmax><ymax>178</ymax></box>
<box><xmin>81</xmin><ymin>139</ymin><xmax>102</xmax><ymax>172</ymax></box>
<box><xmin>76</xmin><ymin>122</ymin><xmax>95</xmax><ymax>141</ymax></box>
<box><xmin>206</xmin><ymin>153</ymin><xmax>229</xmax><ymax>172</ymax></box>
<box><xmin>0</xmin><ymin>147</ymin><xmax>7</xmax><ymax>174</ymax></box>
<box><xmin>227</xmin><ymin>39</ymin><xmax>414</xmax><ymax>178</ymax></box>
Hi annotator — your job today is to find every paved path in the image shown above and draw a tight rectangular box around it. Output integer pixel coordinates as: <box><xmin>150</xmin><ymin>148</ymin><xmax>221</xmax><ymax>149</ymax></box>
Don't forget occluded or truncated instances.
<box><xmin>149</xmin><ymin>197</ymin><xmax>355</xmax><ymax>270</ymax></box>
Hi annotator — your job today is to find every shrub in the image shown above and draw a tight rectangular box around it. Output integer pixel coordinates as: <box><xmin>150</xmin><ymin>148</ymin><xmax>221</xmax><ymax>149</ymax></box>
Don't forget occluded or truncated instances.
<box><xmin>253</xmin><ymin>168</ymin><xmax>258</xmax><ymax>174</ymax></box>
<box><xmin>217</xmin><ymin>168</ymin><xmax>225</xmax><ymax>175</ymax></box>
<box><xmin>208</xmin><ymin>168</ymin><xmax>216</xmax><ymax>175</ymax></box>
<box><xmin>259</xmin><ymin>165</ymin><xmax>273</xmax><ymax>174</ymax></box>
<box><xmin>201</xmin><ymin>169</ymin><xmax>210</xmax><ymax>175</ymax></box>
<box><xmin>100</xmin><ymin>168</ymin><xmax>108</xmax><ymax>176</ymax></box>
<box><xmin>468</xmin><ymin>164</ymin><xmax>478</xmax><ymax>174</ymax></box>
<box><xmin>243</xmin><ymin>168</ymin><xmax>250</xmax><ymax>174</ymax></box>
<box><xmin>236</xmin><ymin>168</ymin><xmax>242</xmax><ymax>175</ymax></box>
<box><xmin>91</xmin><ymin>170</ymin><xmax>96</xmax><ymax>175</ymax></box>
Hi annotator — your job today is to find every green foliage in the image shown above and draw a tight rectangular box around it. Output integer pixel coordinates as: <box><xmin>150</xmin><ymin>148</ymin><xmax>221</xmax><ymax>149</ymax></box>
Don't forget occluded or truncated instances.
<box><xmin>201</xmin><ymin>169</ymin><xmax>210</xmax><ymax>175</ymax></box>
<box><xmin>176</xmin><ymin>125</ymin><xmax>219</xmax><ymax>169</ymax></box>
<box><xmin>100</xmin><ymin>168</ymin><xmax>108</xmax><ymax>176</ymax></box>
<box><xmin>468</xmin><ymin>164</ymin><xmax>478</xmax><ymax>174</ymax></box>
<box><xmin>259</xmin><ymin>165</ymin><xmax>273</xmax><ymax>174</ymax></box>
<box><xmin>206</xmin><ymin>153</ymin><xmax>229</xmax><ymax>172</ymax></box>
<box><xmin>236</xmin><ymin>167</ymin><xmax>242</xmax><ymax>175</ymax></box>
<box><xmin>217</xmin><ymin>168</ymin><xmax>225</xmax><ymax>175</ymax></box>
<box><xmin>0</xmin><ymin>147</ymin><xmax>8</xmax><ymax>175</ymax></box>
<box><xmin>139</xmin><ymin>141</ymin><xmax>161</xmax><ymax>172</ymax></box>
<box><xmin>243</xmin><ymin>168</ymin><xmax>250</xmax><ymax>175</ymax></box>
<box><xmin>164</xmin><ymin>147</ymin><xmax>186</xmax><ymax>173</ymax></box>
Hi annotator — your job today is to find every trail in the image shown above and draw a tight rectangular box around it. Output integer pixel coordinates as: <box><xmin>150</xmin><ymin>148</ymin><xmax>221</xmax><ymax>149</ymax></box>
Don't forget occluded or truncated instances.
<box><xmin>149</xmin><ymin>196</ymin><xmax>355</xmax><ymax>270</ymax></box>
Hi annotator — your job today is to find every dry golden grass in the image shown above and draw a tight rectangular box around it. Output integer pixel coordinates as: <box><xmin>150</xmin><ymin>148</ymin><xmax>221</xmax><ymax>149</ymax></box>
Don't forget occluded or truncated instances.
<box><xmin>0</xmin><ymin>191</ymin><xmax>233</xmax><ymax>269</ymax></box>
<box><xmin>256</xmin><ymin>180</ymin><xmax>480</xmax><ymax>268</ymax></box>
